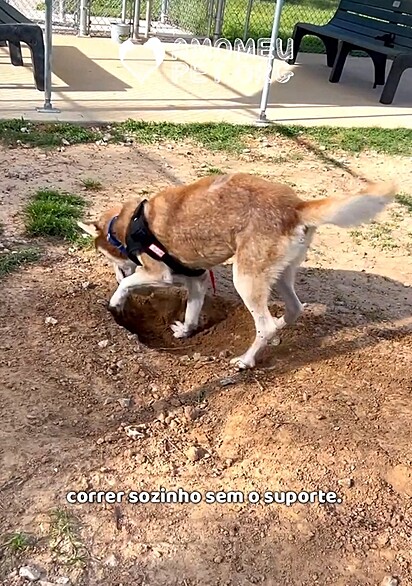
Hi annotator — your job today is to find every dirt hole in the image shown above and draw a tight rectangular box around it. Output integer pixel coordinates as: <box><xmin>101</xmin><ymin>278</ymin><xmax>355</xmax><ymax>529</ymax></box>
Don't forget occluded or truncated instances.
<box><xmin>111</xmin><ymin>289</ymin><xmax>242</xmax><ymax>356</ymax></box>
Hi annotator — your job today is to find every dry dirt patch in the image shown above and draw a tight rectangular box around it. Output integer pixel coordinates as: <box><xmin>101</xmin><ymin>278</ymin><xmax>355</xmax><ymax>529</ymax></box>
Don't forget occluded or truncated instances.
<box><xmin>0</xmin><ymin>137</ymin><xmax>412</xmax><ymax>586</ymax></box>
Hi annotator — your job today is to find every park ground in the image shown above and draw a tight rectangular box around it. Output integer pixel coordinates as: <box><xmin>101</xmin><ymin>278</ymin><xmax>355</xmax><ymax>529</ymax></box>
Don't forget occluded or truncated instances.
<box><xmin>0</xmin><ymin>121</ymin><xmax>411</xmax><ymax>586</ymax></box>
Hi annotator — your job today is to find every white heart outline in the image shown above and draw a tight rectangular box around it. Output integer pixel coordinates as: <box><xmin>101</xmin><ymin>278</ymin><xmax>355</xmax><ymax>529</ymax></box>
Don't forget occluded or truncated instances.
<box><xmin>119</xmin><ymin>37</ymin><xmax>166</xmax><ymax>84</ymax></box>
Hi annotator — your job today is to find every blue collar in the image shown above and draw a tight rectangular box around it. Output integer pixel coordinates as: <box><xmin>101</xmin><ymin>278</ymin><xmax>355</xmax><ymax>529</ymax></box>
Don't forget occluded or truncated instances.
<box><xmin>107</xmin><ymin>215</ymin><xmax>128</xmax><ymax>256</ymax></box>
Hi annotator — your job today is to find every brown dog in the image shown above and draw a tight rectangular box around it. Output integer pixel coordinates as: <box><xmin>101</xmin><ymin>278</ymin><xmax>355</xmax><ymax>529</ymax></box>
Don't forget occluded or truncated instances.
<box><xmin>78</xmin><ymin>173</ymin><xmax>396</xmax><ymax>369</ymax></box>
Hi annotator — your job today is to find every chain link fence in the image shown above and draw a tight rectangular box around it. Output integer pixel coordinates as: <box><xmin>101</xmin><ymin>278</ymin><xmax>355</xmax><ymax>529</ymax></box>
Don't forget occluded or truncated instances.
<box><xmin>5</xmin><ymin>0</ymin><xmax>338</xmax><ymax>51</ymax></box>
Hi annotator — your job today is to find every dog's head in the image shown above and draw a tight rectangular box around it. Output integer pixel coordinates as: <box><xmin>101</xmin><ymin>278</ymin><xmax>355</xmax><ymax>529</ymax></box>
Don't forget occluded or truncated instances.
<box><xmin>77</xmin><ymin>205</ymin><xmax>127</xmax><ymax>261</ymax></box>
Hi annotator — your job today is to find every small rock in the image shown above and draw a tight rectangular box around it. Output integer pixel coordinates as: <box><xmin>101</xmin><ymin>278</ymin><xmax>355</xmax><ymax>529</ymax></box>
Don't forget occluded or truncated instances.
<box><xmin>96</xmin><ymin>437</ymin><xmax>105</xmax><ymax>445</ymax></box>
<box><xmin>117</xmin><ymin>397</ymin><xmax>132</xmax><ymax>408</ymax></box>
<box><xmin>317</xmin><ymin>414</ymin><xmax>326</xmax><ymax>420</ymax></box>
<box><xmin>104</xmin><ymin>553</ymin><xmax>118</xmax><ymax>567</ymax></box>
<box><xmin>82</xmin><ymin>281</ymin><xmax>91</xmax><ymax>289</ymax></box>
<box><xmin>220</xmin><ymin>377</ymin><xmax>236</xmax><ymax>387</ymax></box>
<box><xmin>157</xmin><ymin>412</ymin><xmax>166</xmax><ymax>423</ymax></box>
<box><xmin>214</xmin><ymin>555</ymin><xmax>224</xmax><ymax>563</ymax></box>
<box><xmin>381</xmin><ymin>576</ymin><xmax>398</xmax><ymax>586</ymax></box>
<box><xmin>219</xmin><ymin>349</ymin><xmax>230</xmax><ymax>358</ymax></box>
<box><xmin>183</xmin><ymin>406</ymin><xmax>199</xmax><ymax>421</ymax></box>
<box><xmin>45</xmin><ymin>316</ymin><xmax>58</xmax><ymax>326</ymax></box>
<box><xmin>180</xmin><ymin>354</ymin><xmax>190</xmax><ymax>363</ymax></box>
<box><xmin>55</xmin><ymin>580</ymin><xmax>71</xmax><ymax>586</ymax></box>
<box><xmin>125</xmin><ymin>425</ymin><xmax>146</xmax><ymax>439</ymax></box>
<box><xmin>98</xmin><ymin>339</ymin><xmax>109</xmax><ymax>348</ymax></box>
<box><xmin>338</xmin><ymin>478</ymin><xmax>354</xmax><ymax>488</ymax></box>
<box><xmin>185</xmin><ymin>446</ymin><xmax>203</xmax><ymax>462</ymax></box>
<box><xmin>61</xmin><ymin>138</ymin><xmax>70</xmax><ymax>146</ymax></box>
<box><xmin>19</xmin><ymin>565</ymin><xmax>41</xmax><ymax>581</ymax></box>
<box><xmin>193</xmin><ymin>352</ymin><xmax>202</xmax><ymax>362</ymax></box>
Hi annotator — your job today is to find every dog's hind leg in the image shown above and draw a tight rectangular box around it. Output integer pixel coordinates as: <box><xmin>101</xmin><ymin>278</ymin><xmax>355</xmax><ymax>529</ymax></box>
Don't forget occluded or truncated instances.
<box><xmin>230</xmin><ymin>263</ymin><xmax>280</xmax><ymax>370</ymax></box>
<box><xmin>274</xmin><ymin>226</ymin><xmax>316</xmax><ymax>333</ymax></box>
<box><xmin>170</xmin><ymin>274</ymin><xmax>209</xmax><ymax>339</ymax></box>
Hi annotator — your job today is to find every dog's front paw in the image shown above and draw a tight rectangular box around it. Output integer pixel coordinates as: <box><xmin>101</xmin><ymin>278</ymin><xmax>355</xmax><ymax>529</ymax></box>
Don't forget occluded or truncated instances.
<box><xmin>170</xmin><ymin>321</ymin><xmax>192</xmax><ymax>339</ymax></box>
<box><xmin>230</xmin><ymin>355</ymin><xmax>255</xmax><ymax>370</ymax></box>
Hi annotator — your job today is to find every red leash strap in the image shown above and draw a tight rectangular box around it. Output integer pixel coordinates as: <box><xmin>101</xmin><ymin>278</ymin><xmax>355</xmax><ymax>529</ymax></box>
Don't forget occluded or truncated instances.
<box><xmin>209</xmin><ymin>270</ymin><xmax>216</xmax><ymax>295</ymax></box>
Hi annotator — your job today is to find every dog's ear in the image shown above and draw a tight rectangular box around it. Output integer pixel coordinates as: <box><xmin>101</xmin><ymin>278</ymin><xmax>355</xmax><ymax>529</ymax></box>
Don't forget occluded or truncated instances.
<box><xmin>77</xmin><ymin>221</ymin><xmax>100</xmax><ymax>238</ymax></box>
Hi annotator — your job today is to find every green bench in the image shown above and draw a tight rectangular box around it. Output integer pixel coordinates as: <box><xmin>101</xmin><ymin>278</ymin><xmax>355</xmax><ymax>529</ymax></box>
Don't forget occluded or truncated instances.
<box><xmin>289</xmin><ymin>0</ymin><xmax>412</xmax><ymax>104</ymax></box>
<box><xmin>0</xmin><ymin>0</ymin><xmax>45</xmax><ymax>90</ymax></box>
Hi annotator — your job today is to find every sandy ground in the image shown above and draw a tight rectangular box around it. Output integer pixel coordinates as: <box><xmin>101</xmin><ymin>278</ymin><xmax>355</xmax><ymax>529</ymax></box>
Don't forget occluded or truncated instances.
<box><xmin>0</xmin><ymin>134</ymin><xmax>412</xmax><ymax>586</ymax></box>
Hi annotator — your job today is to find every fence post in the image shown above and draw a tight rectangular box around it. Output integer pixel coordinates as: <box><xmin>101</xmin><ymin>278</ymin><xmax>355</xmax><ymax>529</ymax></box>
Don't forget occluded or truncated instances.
<box><xmin>243</xmin><ymin>0</ymin><xmax>253</xmax><ymax>41</ymax></box>
<box><xmin>206</xmin><ymin>0</ymin><xmax>215</xmax><ymax>37</ymax></box>
<box><xmin>160</xmin><ymin>0</ymin><xmax>168</xmax><ymax>23</ymax></box>
<box><xmin>213</xmin><ymin>0</ymin><xmax>226</xmax><ymax>41</ymax></box>
<box><xmin>132</xmin><ymin>0</ymin><xmax>141</xmax><ymax>38</ymax></box>
<box><xmin>144</xmin><ymin>0</ymin><xmax>152</xmax><ymax>38</ymax></box>
<box><xmin>79</xmin><ymin>0</ymin><xmax>89</xmax><ymax>35</ymax></box>
<box><xmin>36</xmin><ymin>0</ymin><xmax>60</xmax><ymax>113</ymax></box>
<box><xmin>121</xmin><ymin>0</ymin><xmax>128</xmax><ymax>22</ymax></box>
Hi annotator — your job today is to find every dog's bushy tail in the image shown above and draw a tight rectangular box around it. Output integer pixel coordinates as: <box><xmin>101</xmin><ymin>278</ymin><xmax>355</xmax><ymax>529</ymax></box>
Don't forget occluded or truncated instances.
<box><xmin>297</xmin><ymin>180</ymin><xmax>397</xmax><ymax>228</ymax></box>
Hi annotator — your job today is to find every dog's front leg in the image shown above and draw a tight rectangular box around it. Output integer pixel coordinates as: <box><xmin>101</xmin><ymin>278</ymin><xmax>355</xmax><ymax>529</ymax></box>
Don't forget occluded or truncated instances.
<box><xmin>109</xmin><ymin>266</ymin><xmax>173</xmax><ymax>311</ymax></box>
<box><xmin>171</xmin><ymin>274</ymin><xmax>209</xmax><ymax>339</ymax></box>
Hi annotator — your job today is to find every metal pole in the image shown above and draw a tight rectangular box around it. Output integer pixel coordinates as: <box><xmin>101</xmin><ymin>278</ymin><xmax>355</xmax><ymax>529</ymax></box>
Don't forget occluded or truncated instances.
<box><xmin>206</xmin><ymin>0</ymin><xmax>215</xmax><ymax>37</ymax></box>
<box><xmin>160</xmin><ymin>0</ymin><xmax>168</xmax><ymax>24</ymax></box>
<box><xmin>132</xmin><ymin>0</ymin><xmax>141</xmax><ymax>38</ymax></box>
<box><xmin>256</xmin><ymin>0</ymin><xmax>284</xmax><ymax>124</ymax></box>
<box><xmin>121</xmin><ymin>0</ymin><xmax>127</xmax><ymax>23</ymax></box>
<box><xmin>243</xmin><ymin>0</ymin><xmax>253</xmax><ymax>42</ymax></box>
<box><xmin>213</xmin><ymin>0</ymin><xmax>225</xmax><ymax>42</ymax></box>
<box><xmin>144</xmin><ymin>0</ymin><xmax>152</xmax><ymax>38</ymax></box>
<box><xmin>36</xmin><ymin>0</ymin><xmax>60</xmax><ymax>113</ymax></box>
<box><xmin>79</xmin><ymin>0</ymin><xmax>88</xmax><ymax>36</ymax></box>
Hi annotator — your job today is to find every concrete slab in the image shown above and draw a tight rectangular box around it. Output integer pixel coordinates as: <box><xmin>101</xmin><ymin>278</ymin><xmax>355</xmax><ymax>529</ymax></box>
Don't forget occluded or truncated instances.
<box><xmin>0</xmin><ymin>34</ymin><xmax>411</xmax><ymax>126</ymax></box>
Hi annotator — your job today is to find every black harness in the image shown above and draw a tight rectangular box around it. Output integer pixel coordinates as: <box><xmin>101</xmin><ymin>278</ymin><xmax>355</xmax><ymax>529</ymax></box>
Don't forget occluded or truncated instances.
<box><xmin>107</xmin><ymin>200</ymin><xmax>207</xmax><ymax>278</ymax></box>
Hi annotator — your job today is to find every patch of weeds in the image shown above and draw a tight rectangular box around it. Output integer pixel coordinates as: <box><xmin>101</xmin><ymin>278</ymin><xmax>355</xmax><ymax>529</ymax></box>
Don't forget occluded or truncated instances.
<box><xmin>24</xmin><ymin>189</ymin><xmax>87</xmax><ymax>242</ymax></box>
<box><xmin>114</xmin><ymin>120</ymin><xmax>254</xmax><ymax>152</ymax></box>
<box><xmin>396</xmin><ymin>192</ymin><xmax>412</xmax><ymax>213</ymax></box>
<box><xmin>351</xmin><ymin>222</ymin><xmax>398</xmax><ymax>250</ymax></box>
<box><xmin>0</xmin><ymin>119</ymin><xmax>100</xmax><ymax>148</ymax></box>
<box><xmin>286</xmin><ymin>126</ymin><xmax>412</xmax><ymax>156</ymax></box>
<box><xmin>1</xmin><ymin>119</ymin><xmax>411</xmax><ymax>157</ymax></box>
<box><xmin>81</xmin><ymin>178</ymin><xmax>103</xmax><ymax>192</ymax></box>
<box><xmin>49</xmin><ymin>508</ymin><xmax>87</xmax><ymax>567</ymax></box>
<box><xmin>1</xmin><ymin>532</ymin><xmax>32</xmax><ymax>554</ymax></box>
<box><xmin>349</xmin><ymin>228</ymin><xmax>363</xmax><ymax>245</ymax></box>
<box><xmin>73</xmin><ymin>234</ymin><xmax>95</xmax><ymax>251</ymax></box>
<box><xmin>270</xmin><ymin>155</ymin><xmax>289</xmax><ymax>164</ymax></box>
<box><xmin>0</xmin><ymin>248</ymin><xmax>41</xmax><ymax>278</ymax></box>
<box><xmin>198</xmin><ymin>166</ymin><xmax>223</xmax><ymax>176</ymax></box>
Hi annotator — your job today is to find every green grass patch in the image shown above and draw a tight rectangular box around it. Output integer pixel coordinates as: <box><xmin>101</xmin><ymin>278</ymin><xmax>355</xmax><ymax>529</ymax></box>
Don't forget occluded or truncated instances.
<box><xmin>396</xmin><ymin>193</ymin><xmax>412</xmax><ymax>213</ymax></box>
<box><xmin>1</xmin><ymin>532</ymin><xmax>32</xmax><ymax>554</ymax></box>
<box><xmin>80</xmin><ymin>177</ymin><xmax>103</xmax><ymax>191</ymax></box>
<box><xmin>350</xmin><ymin>221</ymin><xmax>399</xmax><ymax>250</ymax></box>
<box><xmin>49</xmin><ymin>508</ymin><xmax>87</xmax><ymax>566</ymax></box>
<box><xmin>24</xmin><ymin>189</ymin><xmax>87</xmax><ymax>242</ymax></box>
<box><xmin>0</xmin><ymin>248</ymin><xmax>41</xmax><ymax>278</ymax></box>
<box><xmin>289</xmin><ymin>126</ymin><xmax>412</xmax><ymax>155</ymax></box>
<box><xmin>0</xmin><ymin>119</ymin><xmax>100</xmax><ymax>148</ymax></box>
<box><xmin>1</xmin><ymin>119</ymin><xmax>412</xmax><ymax>158</ymax></box>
